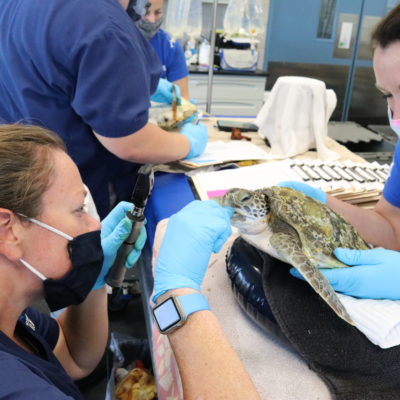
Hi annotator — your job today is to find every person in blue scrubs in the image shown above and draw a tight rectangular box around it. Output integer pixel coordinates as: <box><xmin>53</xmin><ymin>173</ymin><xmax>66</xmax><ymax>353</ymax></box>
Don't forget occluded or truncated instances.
<box><xmin>280</xmin><ymin>5</ymin><xmax>400</xmax><ymax>302</ymax></box>
<box><xmin>0</xmin><ymin>124</ymin><xmax>146</xmax><ymax>399</ymax></box>
<box><xmin>134</xmin><ymin>0</ymin><xmax>190</xmax><ymax>99</ymax></box>
<box><xmin>0</xmin><ymin>0</ymin><xmax>207</xmax><ymax>219</ymax></box>
<box><xmin>0</xmin><ymin>124</ymin><xmax>259</xmax><ymax>399</ymax></box>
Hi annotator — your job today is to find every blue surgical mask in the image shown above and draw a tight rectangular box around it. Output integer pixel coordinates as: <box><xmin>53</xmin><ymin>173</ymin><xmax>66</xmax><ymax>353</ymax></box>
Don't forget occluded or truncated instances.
<box><xmin>19</xmin><ymin>216</ymin><xmax>103</xmax><ymax>312</ymax></box>
<box><xmin>388</xmin><ymin>106</ymin><xmax>400</xmax><ymax>137</ymax></box>
<box><xmin>135</xmin><ymin>16</ymin><xmax>163</xmax><ymax>40</ymax></box>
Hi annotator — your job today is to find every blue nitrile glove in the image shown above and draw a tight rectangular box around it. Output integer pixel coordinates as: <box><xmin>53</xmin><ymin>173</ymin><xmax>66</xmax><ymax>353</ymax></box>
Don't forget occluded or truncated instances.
<box><xmin>289</xmin><ymin>247</ymin><xmax>400</xmax><ymax>300</ymax></box>
<box><xmin>93</xmin><ymin>201</ymin><xmax>147</xmax><ymax>290</ymax></box>
<box><xmin>150</xmin><ymin>78</ymin><xmax>181</xmax><ymax>104</ymax></box>
<box><xmin>153</xmin><ymin>200</ymin><xmax>234</xmax><ymax>301</ymax></box>
<box><xmin>277</xmin><ymin>180</ymin><xmax>326</xmax><ymax>204</ymax></box>
<box><xmin>180</xmin><ymin>122</ymin><xmax>208</xmax><ymax>159</ymax></box>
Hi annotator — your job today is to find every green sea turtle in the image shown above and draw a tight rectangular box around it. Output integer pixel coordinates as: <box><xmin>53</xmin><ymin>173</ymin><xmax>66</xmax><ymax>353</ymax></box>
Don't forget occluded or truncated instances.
<box><xmin>214</xmin><ymin>186</ymin><xmax>370</xmax><ymax>326</ymax></box>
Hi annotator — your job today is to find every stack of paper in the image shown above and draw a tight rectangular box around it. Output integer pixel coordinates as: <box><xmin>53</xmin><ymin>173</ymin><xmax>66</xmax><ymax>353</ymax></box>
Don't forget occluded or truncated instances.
<box><xmin>180</xmin><ymin>140</ymin><xmax>273</xmax><ymax>168</ymax></box>
<box><xmin>191</xmin><ymin>159</ymin><xmax>389</xmax><ymax>207</ymax></box>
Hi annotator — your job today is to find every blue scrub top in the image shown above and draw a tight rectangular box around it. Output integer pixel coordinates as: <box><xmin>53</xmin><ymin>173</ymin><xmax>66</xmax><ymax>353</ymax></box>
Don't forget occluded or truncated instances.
<box><xmin>0</xmin><ymin>0</ymin><xmax>162</xmax><ymax>218</ymax></box>
<box><xmin>150</xmin><ymin>29</ymin><xmax>189</xmax><ymax>82</ymax></box>
<box><xmin>0</xmin><ymin>308</ymin><xmax>83</xmax><ymax>399</ymax></box>
<box><xmin>383</xmin><ymin>141</ymin><xmax>400</xmax><ymax>207</ymax></box>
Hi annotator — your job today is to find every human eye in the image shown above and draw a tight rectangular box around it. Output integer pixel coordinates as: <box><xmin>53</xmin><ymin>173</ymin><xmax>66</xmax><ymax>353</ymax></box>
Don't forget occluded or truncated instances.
<box><xmin>75</xmin><ymin>204</ymin><xmax>88</xmax><ymax>214</ymax></box>
<box><xmin>382</xmin><ymin>92</ymin><xmax>392</xmax><ymax>99</ymax></box>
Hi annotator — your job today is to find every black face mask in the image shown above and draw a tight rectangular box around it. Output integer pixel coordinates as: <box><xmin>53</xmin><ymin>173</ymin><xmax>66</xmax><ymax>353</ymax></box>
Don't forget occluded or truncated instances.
<box><xmin>43</xmin><ymin>231</ymin><xmax>103</xmax><ymax>311</ymax></box>
<box><xmin>19</xmin><ymin>216</ymin><xmax>103</xmax><ymax>312</ymax></box>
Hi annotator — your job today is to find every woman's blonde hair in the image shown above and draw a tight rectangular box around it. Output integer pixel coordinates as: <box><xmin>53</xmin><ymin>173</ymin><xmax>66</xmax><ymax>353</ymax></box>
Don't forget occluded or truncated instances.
<box><xmin>0</xmin><ymin>124</ymin><xmax>66</xmax><ymax>217</ymax></box>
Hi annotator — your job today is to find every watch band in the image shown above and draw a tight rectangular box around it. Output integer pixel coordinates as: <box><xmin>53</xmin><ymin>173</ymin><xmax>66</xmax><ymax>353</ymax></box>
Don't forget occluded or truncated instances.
<box><xmin>152</xmin><ymin>292</ymin><xmax>211</xmax><ymax>334</ymax></box>
<box><xmin>178</xmin><ymin>292</ymin><xmax>210</xmax><ymax>316</ymax></box>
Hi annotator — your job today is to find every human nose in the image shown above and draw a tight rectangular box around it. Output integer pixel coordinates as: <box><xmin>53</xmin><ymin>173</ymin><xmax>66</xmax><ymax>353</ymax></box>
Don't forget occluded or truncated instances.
<box><xmin>145</xmin><ymin>13</ymin><xmax>157</xmax><ymax>23</ymax></box>
<box><xmin>88</xmin><ymin>215</ymin><xmax>101</xmax><ymax>232</ymax></box>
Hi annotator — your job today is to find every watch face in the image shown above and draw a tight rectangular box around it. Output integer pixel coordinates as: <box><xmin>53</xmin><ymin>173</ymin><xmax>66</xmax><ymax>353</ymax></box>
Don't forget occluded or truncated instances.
<box><xmin>153</xmin><ymin>297</ymin><xmax>183</xmax><ymax>333</ymax></box>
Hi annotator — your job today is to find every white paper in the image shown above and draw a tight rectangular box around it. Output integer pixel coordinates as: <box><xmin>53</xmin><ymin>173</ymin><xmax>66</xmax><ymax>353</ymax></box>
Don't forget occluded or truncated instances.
<box><xmin>191</xmin><ymin>160</ymin><xmax>299</xmax><ymax>200</ymax></box>
<box><xmin>184</xmin><ymin>140</ymin><xmax>273</xmax><ymax>166</ymax></box>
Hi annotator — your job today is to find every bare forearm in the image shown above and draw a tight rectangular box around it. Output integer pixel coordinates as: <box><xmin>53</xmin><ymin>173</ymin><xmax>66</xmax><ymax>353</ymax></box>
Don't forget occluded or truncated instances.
<box><xmin>161</xmin><ymin>289</ymin><xmax>260</xmax><ymax>399</ymax></box>
<box><xmin>327</xmin><ymin>195</ymin><xmax>400</xmax><ymax>249</ymax></box>
<box><xmin>58</xmin><ymin>287</ymin><xmax>108</xmax><ymax>375</ymax></box>
<box><xmin>95</xmin><ymin>123</ymin><xmax>190</xmax><ymax>163</ymax></box>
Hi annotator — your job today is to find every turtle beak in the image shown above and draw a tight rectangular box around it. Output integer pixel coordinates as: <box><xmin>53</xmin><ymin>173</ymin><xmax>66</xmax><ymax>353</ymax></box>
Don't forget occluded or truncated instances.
<box><xmin>231</xmin><ymin>208</ymin><xmax>258</xmax><ymax>223</ymax></box>
<box><xmin>235</xmin><ymin>208</ymin><xmax>247</xmax><ymax>217</ymax></box>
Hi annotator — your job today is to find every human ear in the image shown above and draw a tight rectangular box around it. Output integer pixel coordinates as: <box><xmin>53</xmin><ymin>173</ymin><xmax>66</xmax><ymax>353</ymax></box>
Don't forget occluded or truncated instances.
<box><xmin>0</xmin><ymin>209</ymin><xmax>23</xmax><ymax>261</ymax></box>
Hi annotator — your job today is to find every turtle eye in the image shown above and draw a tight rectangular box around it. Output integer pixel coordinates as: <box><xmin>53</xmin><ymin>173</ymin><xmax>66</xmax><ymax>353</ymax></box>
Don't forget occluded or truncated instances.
<box><xmin>238</xmin><ymin>193</ymin><xmax>251</xmax><ymax>203</ymax></box>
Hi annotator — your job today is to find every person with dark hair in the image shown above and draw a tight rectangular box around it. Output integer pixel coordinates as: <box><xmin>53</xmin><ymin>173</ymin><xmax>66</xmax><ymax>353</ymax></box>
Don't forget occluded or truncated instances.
<box><xmin>0</xmin><ymin>0</ymin><xmax>207</xmax><ymax>219</ymax></box>
<box><xmin>133</xmin><ymin>0</ymin><xmax>190</xmax><ymax>99</ymax></box>
<box><xmin>280</xmin><ymin>4</ymin><xmax>400</xmax><ymax>300</ymax></box>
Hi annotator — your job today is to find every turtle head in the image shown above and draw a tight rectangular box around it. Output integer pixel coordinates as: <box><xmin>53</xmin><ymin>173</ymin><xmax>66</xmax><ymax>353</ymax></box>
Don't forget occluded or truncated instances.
<box><xmin>213</xmin><ymin>188</ymin><xmax>270</xmax><ymax>234</ymax></box>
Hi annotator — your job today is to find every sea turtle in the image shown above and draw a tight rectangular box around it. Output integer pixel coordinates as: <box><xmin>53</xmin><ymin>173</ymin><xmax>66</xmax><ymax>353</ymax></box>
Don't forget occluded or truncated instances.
<box><xmin>148</xmin><ymin>97</ymin><xmax>198</xmax><ymax>130</ymax></box>
<box><xmin>214</xmin><ymin>186</ymin><xmax>370</xmax><ymax>326</ymax></box>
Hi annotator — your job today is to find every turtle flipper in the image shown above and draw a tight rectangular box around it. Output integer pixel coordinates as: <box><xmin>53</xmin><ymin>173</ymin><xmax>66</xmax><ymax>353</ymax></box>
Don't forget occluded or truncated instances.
<box><xmin>270</xmin><ymin>232</ymin><xmax>355</xmax><ymax>326</ymax></box>
<box><xmin>311</xmin><ymin>253</ymin><xmax>348</xmax><ymax>269</ymax></box>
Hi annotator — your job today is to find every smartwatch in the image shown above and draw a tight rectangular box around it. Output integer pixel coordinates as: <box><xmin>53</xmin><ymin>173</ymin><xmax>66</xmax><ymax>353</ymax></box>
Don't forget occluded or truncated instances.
<box><xmin>152</xmin><ymin>292</ymin><xmax>210</xmax><ymax>334</ymax></box>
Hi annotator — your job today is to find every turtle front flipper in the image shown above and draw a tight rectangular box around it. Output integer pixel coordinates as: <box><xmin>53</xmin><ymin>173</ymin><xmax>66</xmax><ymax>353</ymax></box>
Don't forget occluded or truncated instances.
<box><xmin>270</xmin><ymin>232</ymin><xmax>355</xmax><ymax>326</ymax></box>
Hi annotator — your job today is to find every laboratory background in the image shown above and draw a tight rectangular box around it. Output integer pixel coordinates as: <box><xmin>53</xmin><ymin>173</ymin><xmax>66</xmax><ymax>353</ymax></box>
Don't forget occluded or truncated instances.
<box><xmin>167</xmin><ymin>0</ymin><xmax>391</xmax><ymax>123</ymax></box>
<box><xmin>4</xmin><ymin>0</ymin><xmax>400</xmax><ymax>399</ymax></box>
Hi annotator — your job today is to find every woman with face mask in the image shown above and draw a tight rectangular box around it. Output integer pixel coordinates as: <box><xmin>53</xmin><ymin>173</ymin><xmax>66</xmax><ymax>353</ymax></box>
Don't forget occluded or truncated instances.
<box><xmin>0</xmin><ymin>124</ymin><xmax>148</xmax><ymax>398</ymax></box>
<box><xmin>0</xmin><ymin>124</ymin><xmax>259</xmax><ymax>399</ymax></box>
<box><xmin>133</xmin><ymin>0</ymin><xmax>191</xmax><ymax>99</ymax></box>
<box><xmin>278</xmin><ymin>4</ymin><xmax>400</xmax><ymax>301</ymax></box>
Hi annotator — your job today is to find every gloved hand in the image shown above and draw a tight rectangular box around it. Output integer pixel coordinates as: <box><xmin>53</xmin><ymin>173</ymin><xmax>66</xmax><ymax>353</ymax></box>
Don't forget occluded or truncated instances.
<box><xmin>150</xmin><ymin>78</ymin><xmax>181</xmax><ymax>105</ymax></box>
<box><xmin>180</xmin><ymin>122</ymin><xmax>208</xmax><ymax>159</ymax></box>
<box><xmin>153</xmin><ymin>200</ymin><xmax>234</xmax><ymax>301</ymax></box>
<box><xmin>277</xmin><ymin>180</ymin><xmax>326</xmax><ymax>204</ymax></box>
<box><xmin>93</xmin><ymin>201</ymin><xmax>147</xmax><ymax>290</ymax></box>
<box><xmin>289</xmin><ymin>247</ymin><xmax>400</xmax><ymax>300</ymax></box>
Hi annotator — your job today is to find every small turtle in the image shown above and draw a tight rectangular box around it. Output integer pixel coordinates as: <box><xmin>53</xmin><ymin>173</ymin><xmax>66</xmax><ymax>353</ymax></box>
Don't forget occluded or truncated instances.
<box><xmin>148</xmin><ymin>97</ymin><xmax>197</xmax><ymax>130</ymax></box>
<box><xmin>214</xmin><ymin>186</ymin><xmax>370</xmax><ymax>325</ymax></box>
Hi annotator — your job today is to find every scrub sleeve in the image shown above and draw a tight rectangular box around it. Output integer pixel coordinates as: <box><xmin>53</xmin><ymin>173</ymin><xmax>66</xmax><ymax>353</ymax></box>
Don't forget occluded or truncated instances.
<box><xmin>150</xmin><ymin>29</ymin><xmax>189</xmax><ymax>82</ymax></box>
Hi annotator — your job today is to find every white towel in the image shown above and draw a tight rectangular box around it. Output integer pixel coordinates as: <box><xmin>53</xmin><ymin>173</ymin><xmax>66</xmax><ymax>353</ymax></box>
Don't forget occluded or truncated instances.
<box><xmin>256</xmin><ymin>76</ymin><xmax>339</xmax><ymax>161</ymax></box>
<box><xmin>338</xmin><ymin>294</ymin><xmax>400</xmax><ymax>349</ymax></box>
